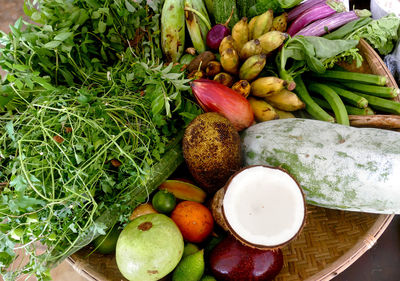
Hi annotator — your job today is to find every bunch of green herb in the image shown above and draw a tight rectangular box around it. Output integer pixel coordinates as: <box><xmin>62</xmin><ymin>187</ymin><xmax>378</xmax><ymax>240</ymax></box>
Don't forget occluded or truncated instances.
<box><xmin>324</xmin><ymin>14</ymin><xmax>400</xmax><ymax>55</ymax></box>
<box><xmin>0</xmin><ymin>0</ymin><xmax>201</xmax><ymax>280</ymax></box>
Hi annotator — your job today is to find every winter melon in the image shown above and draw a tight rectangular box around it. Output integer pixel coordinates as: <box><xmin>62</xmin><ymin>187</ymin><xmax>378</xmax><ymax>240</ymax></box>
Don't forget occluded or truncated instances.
<box><xmin>242</xmin><ymin>118</ymin><xmax>400</xmax><ymax>214</ymax></box>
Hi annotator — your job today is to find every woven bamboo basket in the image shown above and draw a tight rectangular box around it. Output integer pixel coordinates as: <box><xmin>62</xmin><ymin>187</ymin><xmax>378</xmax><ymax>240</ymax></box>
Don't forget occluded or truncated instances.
<box><xmin>67</xmin><ymin>39</ymin><xmax>398</xmax><ymax>281</ymax></box>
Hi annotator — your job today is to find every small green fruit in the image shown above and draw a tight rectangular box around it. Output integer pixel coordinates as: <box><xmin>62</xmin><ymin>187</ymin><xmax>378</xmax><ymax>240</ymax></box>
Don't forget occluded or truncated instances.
<box><xmin>200</xmin><ymin>275</ymin><xmax>217</xmax><ymax>281</ymax></box>
<box><xmin>93</xmin><ymin>225</ymin><xmax>121</xmax><ymax>254</ymax></box>
<box><xmin>152</xmin><ymin>190</ymin><xmax>177</xmax><ymax>213</ymax></box>
<box><xmin>172</xmin><ymin>249</ymin><xmax>205</xmax><ymax>281</ymax></box>
<box><xmin>183</xmin><ymin>243</ymin><xmax>200</xmax><ymax>258</ymax></box>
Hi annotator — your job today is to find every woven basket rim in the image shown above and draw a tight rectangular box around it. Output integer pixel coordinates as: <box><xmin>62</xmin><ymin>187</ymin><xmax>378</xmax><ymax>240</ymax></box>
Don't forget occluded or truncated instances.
<box><xmin>67</xmin><ymin>38</ymin><xmax>398</xmax><ymax>281</ymax></box>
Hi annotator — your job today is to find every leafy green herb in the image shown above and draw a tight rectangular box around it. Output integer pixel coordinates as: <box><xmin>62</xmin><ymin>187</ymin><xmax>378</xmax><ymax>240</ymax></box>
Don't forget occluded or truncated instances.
<box><xmin>276</xmin><ymin>36</ymin><xmax>361</xmax><ymax>84</ymax></box>
<box><xmin>0</xmin><ymin>0</ymin><xmax>201</xmax><ymax>279</ymax></box>
<box><xmin>323</xmin><ymin>14</ymin><xmax>400</xmax><ymax>55</ymax></box>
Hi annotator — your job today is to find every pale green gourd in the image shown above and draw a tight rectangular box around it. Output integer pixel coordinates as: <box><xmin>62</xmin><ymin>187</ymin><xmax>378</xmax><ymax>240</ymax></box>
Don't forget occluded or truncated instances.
<box><xmin>242</xmin><ymin>118</ymin><xmax>400</xmax><ymax>214</ymax></box>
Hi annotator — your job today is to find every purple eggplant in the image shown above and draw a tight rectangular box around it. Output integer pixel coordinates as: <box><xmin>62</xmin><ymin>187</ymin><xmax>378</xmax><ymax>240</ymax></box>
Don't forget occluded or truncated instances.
<box><xmin>295</xmin><ymin>9</ymin><xmax>371</xmax><ymax>37</ymax></box>
<box><xmin>287</xmin><ymin>1</ymin><xmax>345</xmax><ymax>36</ymax></box>
<box><xmin>206</xmin><ymin>9</ymin><xmax>234</xmax><ymax>50</ymax></box>
<box><xmin>287</xmin><ymin>0</ymin><xmax>325</xmax><ymax>22</ymax></box>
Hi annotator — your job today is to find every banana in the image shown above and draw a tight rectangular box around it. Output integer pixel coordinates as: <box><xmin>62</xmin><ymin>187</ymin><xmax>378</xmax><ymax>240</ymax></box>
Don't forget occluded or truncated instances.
<box><xmin>271</xmin><ymin>12</ymin><xmax>288</xmax><ymax>32</ymax></box>
<box><xmin>251</xmin><ymin>77</ymin><xmax>287</xmax><ymax>97</ymax></box>
<box><xmin>232</xmin><ymin>80</ymin><xmax>251</xmax><ymax>98</ymax></box>
<box><xmin>248</xmin><ymin>97</ymin><xmax>279</xmax><ymax>122</ymax></box>
<box><xmin>275</xmin><ymin>109</ymin><xmax>296</xmax><ymax>119</ymax></box>
<box><xmin>252</xmin><ymin>10</ymin><xmax>273</xmax><ymax>39</ymax></box>
<box><xmin>264</xmin><ymin>89</ymin><xmax>305</xmax><ymax>111</ymax></box>
<box><xmin>248</xmin><ymin>16</ymin><xmax>258</xmax><ymax>40</ymax></box>
<box><xmin>239</xmin><ymin>54</ymin><xmax>267</xmax><ymax>81</ymax></box>
<box><xmin>205</xmin><ymin>61</ymin><xmax>222</xmax><ymax>77</ymax></box>
<box><xmin>213</xmin><ymin>72</ymin><xmax>234</xmax><ymax>87</ymax></box>
<box><xmin>232</xmin><ymin>17</ymin><xmax>249</xmax><ymax>52</ymax></box>
<box><xmin>239</xmin><ymin>39</ymin><xmax>262</xmax><ymax>60</ymax></box>
<box><xmin>219</xmin><ymin>35</ymin><xmax>235</xmax><ymax>54</ymax></box>
<box><xmin>220</xmin><ymin>48</ymin><xmax>239</xmax><ymax>75</ymax></box>
<box><xmin>258</xmin><ymin>31</ymin><xmax>287</xmax><ymax>54</ymax></box>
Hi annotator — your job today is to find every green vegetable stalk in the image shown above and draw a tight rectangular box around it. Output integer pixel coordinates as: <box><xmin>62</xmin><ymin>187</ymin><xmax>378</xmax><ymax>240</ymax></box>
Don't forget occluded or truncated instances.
<box><xmin>184</xmin><ymin>0</ymin><xmax>212</xmax><ymax>53</ymax></box>
<box><xmin>161</xmin><ymin>0</ymin><xmax>186</xmax><ymax>62</ymax></box>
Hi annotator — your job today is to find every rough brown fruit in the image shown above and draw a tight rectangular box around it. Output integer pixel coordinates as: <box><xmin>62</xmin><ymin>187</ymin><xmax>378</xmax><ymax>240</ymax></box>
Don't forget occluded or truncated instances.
<box><xmin>182</xmin><ymin>112</ymin><xmax>242</xmax><ymax>194</ymax></box>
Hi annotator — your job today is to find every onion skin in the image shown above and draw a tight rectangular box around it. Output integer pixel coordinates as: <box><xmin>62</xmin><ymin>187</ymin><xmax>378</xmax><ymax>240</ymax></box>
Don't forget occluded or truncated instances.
<box><xmin>206</xmin><ymin>25</ymin><xmax>230</xmax><ymax>50</ymax></box>
<box><xmin>191</xmin><ymin>79</ymin><xmax>254</xmax><ymax>131</ymax></box>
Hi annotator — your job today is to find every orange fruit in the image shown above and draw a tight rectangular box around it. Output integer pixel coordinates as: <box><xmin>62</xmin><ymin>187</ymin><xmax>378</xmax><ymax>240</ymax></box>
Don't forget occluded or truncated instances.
<box><xmin>171</xmin><ymin>201</ymin><xmax>214</xmax><ymax>243</ymax></box>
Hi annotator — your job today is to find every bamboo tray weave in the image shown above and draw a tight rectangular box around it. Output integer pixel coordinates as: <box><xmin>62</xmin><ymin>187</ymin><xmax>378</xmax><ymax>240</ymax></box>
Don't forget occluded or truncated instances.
<box><xmin>68</xmin><ymin>39</ymin><xmax>398</xmax><ymax>281</ymax></box>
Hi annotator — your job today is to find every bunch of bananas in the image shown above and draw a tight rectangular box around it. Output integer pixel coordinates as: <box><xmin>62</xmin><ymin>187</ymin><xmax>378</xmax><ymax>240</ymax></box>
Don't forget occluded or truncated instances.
<box><xmin>186</xmin><ymin>10</ymin><xmax>306</xmax><ymax>122</ymax></box>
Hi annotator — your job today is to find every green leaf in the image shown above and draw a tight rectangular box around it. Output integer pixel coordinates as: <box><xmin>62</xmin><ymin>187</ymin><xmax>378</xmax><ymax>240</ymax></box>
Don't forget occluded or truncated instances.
<box><xmin>43</xmin><ymin>40</ymin><xmax>62</xmax><ymax>49</ymax></box>
<box><xmin>54</xmin><ymin>32</ymin><xmax>73</xmax><ymax>41</ymax></box>
<box><xmin>125</xmin><ymin>0</ymin><xmax>136</xmax><ymax>12</ymax></box>
<box><xmin>31</xmin><ymin>76</ymin><xmax>55</xmax><ymax>90</ymax></box>
<box><xmin>151</xmin><ymin>93</ymin><xmax>164</xmax><ymax>115</ymax></box>
<box><xmin>98</xmin><ymin>21</ymin><xmax>107</xmax><ymax>33</ymax></box>
<box><xmin>5</xmin><ymin>121</ymin><xmax>15</xmax><ymax>142</ymax></box>
<box><xmin>31</xmin><ymin>11</ymin><xmax>42</xmax><ymax>22</ymax></box>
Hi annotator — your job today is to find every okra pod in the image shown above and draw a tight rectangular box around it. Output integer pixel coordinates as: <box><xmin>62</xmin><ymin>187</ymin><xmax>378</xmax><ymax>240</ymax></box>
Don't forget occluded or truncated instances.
<box><xmin>326</xmin><ymin>83</ymin><xmax>368</xmax><ymax>108</ymax></box>
<box><xmin>309</xmin><ymin>70</ymin><xmax>387</xmax><ymax>86</ymax></box>
<box><xmin>293</xmin><ymin>76</ymin><xmax>335</xmax><ymax>122</ymax></box>
<box><xmin>308</xmin><ymin>82</ymin><xmax>349</xmax><ymax>126</ymax></box>
<box><xmin>355</xmin><ymin>92</ymin><xmax>400</xmax><ymax>115</ymax></box>
<box><xmin>313</xmin><ymin>96</ymin><xmax>375</xmax><ymax>116</ymax></box>
<box><xmin>340</xmin><ymin>81</ymin><xmax>399</xmax><ymax>98</ymax></box>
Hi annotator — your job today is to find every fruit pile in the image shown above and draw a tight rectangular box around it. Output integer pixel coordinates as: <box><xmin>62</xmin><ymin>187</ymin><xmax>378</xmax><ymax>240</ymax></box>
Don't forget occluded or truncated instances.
<box><xmin>93</xmin><ymin>112</ymin><xmax>309</xmax><ymax>281</ymax></box>
<box><xmin>184</xmin><ymin>10</ymin><xmax>307</xmax><ymax>128</ymax></box>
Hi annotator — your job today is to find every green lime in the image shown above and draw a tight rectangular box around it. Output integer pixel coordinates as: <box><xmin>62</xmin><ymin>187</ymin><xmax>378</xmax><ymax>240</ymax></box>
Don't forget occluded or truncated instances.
<box><xmin>183</xmin><ymin>243</ymin><xmax>200</xmax><ymax>258</ymax></box>
<box><xmin>200</xmin><ymin>275</ymin><xmax>217</xmax><ymax>281</ymax></box>
<box><xmin>172</xmin><ymin>249</ymin><xmax>204</xmax><ymax>281</ymax></box>
<box><xmin>93</xmin><ymin>225</ymin><xmax>121</xmax><ymax>254</ymax></box>
<box><xmin>152</xmin><ymin>190</ymin><xmax>176</xmax><ymax>213</ymax></box>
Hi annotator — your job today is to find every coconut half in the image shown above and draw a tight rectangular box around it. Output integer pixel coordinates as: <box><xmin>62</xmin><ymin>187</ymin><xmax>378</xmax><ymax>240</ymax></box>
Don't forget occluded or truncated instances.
<box><xmin>212</xmin><ymin>165</ymin><xmax>306</xmax><ymax>249</ymax></box>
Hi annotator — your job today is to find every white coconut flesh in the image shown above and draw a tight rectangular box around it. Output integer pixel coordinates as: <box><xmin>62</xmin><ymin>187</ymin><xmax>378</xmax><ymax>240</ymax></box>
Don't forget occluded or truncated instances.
<box><xmin>223</xmin><ymin>166</ymin><xmax>305</xmax><ymax>247</ymax></box>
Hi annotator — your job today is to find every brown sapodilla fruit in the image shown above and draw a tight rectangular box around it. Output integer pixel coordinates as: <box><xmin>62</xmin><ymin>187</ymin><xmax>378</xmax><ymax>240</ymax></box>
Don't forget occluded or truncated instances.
<box><xmin>182</xmin><ymin>112</ymin><xmax>242</xmax><ymax>195</ymax></box>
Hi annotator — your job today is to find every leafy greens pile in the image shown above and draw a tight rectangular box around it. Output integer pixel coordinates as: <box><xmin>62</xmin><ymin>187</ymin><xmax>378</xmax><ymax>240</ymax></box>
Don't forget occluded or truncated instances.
<box><xmin>324</xmin><ymin>14</ymin><xmax>400</xmax><ymax>55</ymax></box>
<box><xmin>0</xmin><ymin>0</ymin><xmax>200</xmax><ymax>280</ymax></box>
<box><xmin>276</xmin><ymin>36</ymin><xmax>361</xmax><ymax>85</ymax></box>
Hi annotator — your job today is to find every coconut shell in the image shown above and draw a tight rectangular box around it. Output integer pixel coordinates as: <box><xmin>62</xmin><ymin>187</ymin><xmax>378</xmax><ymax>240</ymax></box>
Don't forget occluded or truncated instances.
<box><xmin>211</xmin><ymin>165</ymin><xmax>307</xmax><ymax>250</ymax></box>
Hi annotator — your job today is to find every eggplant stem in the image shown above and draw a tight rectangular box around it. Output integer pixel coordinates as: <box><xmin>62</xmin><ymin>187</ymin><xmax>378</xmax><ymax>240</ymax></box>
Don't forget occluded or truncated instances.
<box><xmin>224</xmin><ymin>7</ymin><xmax>235</xmax><ymax>27</ymax></box>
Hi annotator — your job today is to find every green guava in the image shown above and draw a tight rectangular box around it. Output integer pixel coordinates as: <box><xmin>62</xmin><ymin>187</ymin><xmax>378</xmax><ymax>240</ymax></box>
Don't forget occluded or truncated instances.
<box><xmin>116</xmin><ymin>213</ymin><xmax>184</xmax><ymax>281</ymax></box>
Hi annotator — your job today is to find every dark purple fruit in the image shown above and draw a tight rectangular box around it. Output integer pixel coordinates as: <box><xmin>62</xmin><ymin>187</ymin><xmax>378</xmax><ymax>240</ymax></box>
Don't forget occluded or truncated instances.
<box><xmin>209</xmin><ymin>235</ymin><xmax>283</xmax><ymax>281</ymax></box>
<box><xmin>206</xmin><ymin>24</ymin><xmax>231</xmax><ymax>50</ymax></box>
<box><xmin>206</xmin><ymin>8</ymin><xmax>234</xmax><ymax>50</ymax></box>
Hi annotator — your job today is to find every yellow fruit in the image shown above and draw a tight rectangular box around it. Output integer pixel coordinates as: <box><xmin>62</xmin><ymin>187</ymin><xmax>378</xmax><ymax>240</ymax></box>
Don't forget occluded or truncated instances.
<box><xmin>251</xmin><ymin>77</ymin><xmax>287</xmax><ymax>97</ymax></box>
<box><xmin>264</xmin><ymin>89</ymin><xmax>305</xmax><ymax>111</ymax></box>
<box><xmin>232</xmin><ymin>17</ymin><xmax>249</xmax><ymax>52</ymax></box>
<box><xmin>248</xmin><ymin>97</ymin><xmax>279</xmax><ymax>122</ymax></box>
